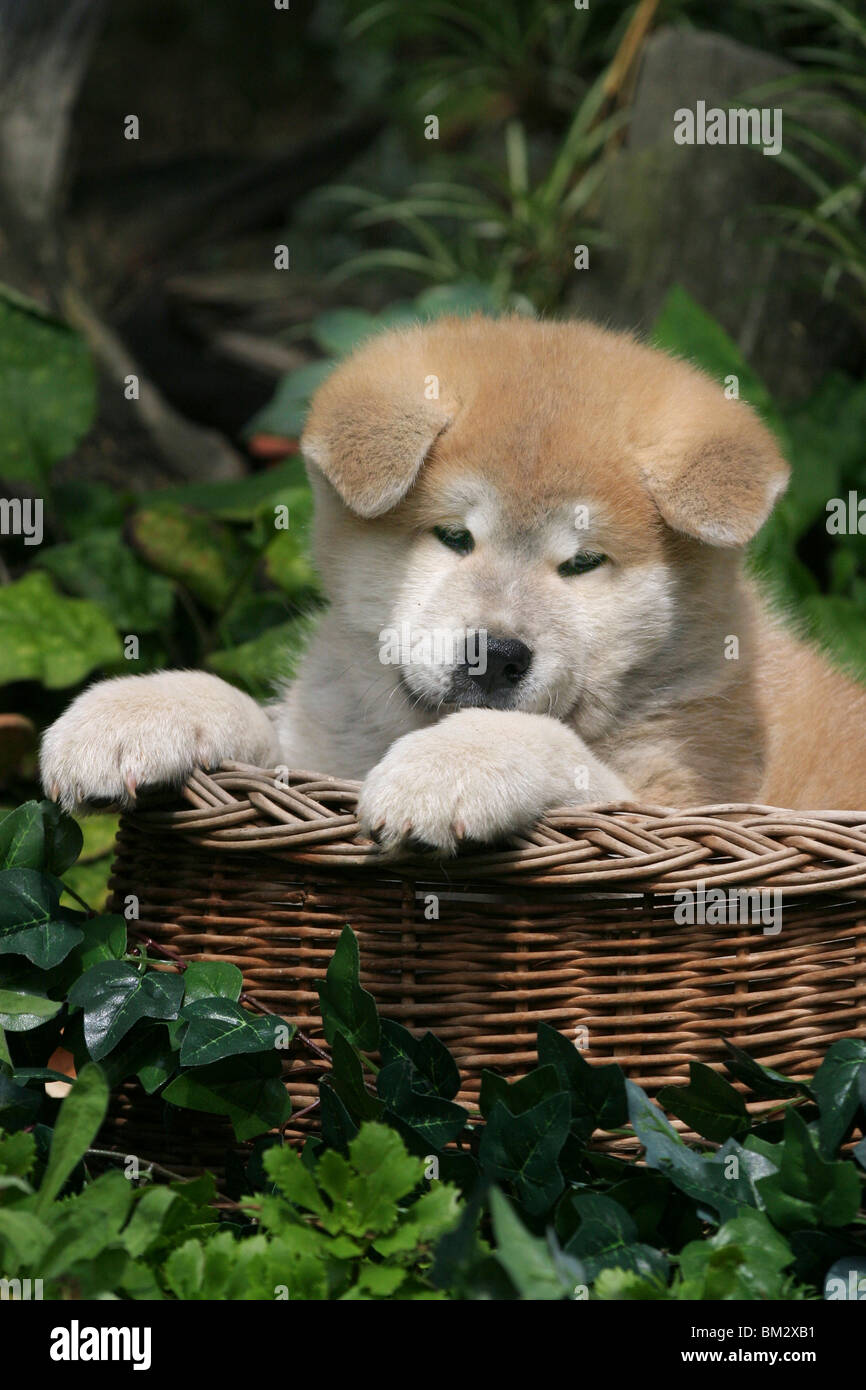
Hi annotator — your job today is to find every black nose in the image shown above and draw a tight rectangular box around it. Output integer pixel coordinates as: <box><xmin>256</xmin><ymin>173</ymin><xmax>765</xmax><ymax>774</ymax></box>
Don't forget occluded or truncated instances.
<box><xmin>469</xmin><ymin>636</ymin><xmax>533</xmax><ymax>696</ymax></box>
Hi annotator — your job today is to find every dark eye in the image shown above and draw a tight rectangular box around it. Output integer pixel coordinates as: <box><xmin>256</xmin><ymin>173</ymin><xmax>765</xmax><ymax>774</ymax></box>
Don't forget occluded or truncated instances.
<box><xmin>558</xmin><ymin>551</ymin><xmax>607</xmax><ymax>578</ymax></box>
<box><xmin>433</xmin><ymin>525</ymin><xmax>474</xmax><ymax>556</ymax></box>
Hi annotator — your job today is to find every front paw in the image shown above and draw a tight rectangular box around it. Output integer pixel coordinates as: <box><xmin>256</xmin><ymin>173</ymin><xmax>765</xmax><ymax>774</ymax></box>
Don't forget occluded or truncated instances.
<box><xmin>357</xmin><ymin>709</ymin><xmax>607</xmax><ymax>857</ymax></box>
<box><xmin>40</xmin><ymin>671</ymin><xmax>279</xmax><ymax>813</ymax></box>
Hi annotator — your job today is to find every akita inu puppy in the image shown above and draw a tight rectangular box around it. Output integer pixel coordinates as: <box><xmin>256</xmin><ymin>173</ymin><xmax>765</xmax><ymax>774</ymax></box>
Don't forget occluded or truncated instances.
<box><xmin>41</xmin><ymin>316</ymin><xmax>866</xmax><ymax>854</ymax></box>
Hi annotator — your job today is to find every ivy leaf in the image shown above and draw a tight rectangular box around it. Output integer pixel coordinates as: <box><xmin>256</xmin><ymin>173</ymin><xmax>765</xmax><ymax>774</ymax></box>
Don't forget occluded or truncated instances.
<box><xmin>182</xmin><ymin>962</ymin><xmax>243</xmax><ymax>1004</ymax></box>
<box><xmin>0</xmin><ymin>988</ymin><xmax>63</xmax><ymax>1032</ymax></box>
<box><xmin>561</xmin><ymin>1192</ymin><xmax>668</xmax><ymax>1284</ymax></box>
<box><xmin>722</xmin><ymin>1039</ymin><xmax>805</xmax><ymax>1099</ymax></box>
<box><xmin>330</xmin><ymin>1032</ymin><xmax>384</xmax><ymax>1122</ymax></box>
<box><xmin>316</xmin><ymin>925</ymin><xmax>379</xmax><ymax>1052</ymax></box>
<box><xmin>378</xmin><ymin>1059</ymin><xmax>466</xmax><ymax>1148</ymax></box>
<box><xmin>68</xmin><ymin>961</ymin><xmax>185</xmax><ymax>1060</ymax></box>
<box><xmin>379</xmin><ymin>1019</ymin><xmax>460</xmax><ymax>1099</ymax></box>
<box><xmin>811</xmin><ymin>1040</ymin><xmax>866</xmax><ymax>1156</ymax></box>
<box><xmin>0</xmin><ymin>572</ymin><xmax>122</xmax><ymax>688</ymax></box>
<box><xmin>0</xmin><ymin>869</ymin><xmax>83</xmax><ymax>967</ymax></box>
<box><xmin>480</xmin><ymin>1064</ymin><xmax>564</xmax><ymax>1118</ymax></box>
<box><xmin>657</xmin><ymin>1062</ymin><xmax>750</xmax><ymax>1144</ymax></box>
<box><xmin>479</xmin><ymin>1095</ymin><xmax>570</xmax><ymax>1216</ymax></box>
<box><xmin>626</xmin><ymin>1080</ymin><xmax>743</xmax><ymax>1223</ymax></box>
<box><xmin>319</xmin><ymin>1082</ymin><xmax>359</xmax><ymax>1152</ymax></box>
<box><xmin>162</xmin><ymin>1052</ymin><xmax>291</xmax><ymax>1141</ymax></box>
<box><xmin>179</xmin><ymin>998</ymin><xmax>289</xmax><ymax>1068</ymax></box>
<box><xmin>537</xmin><ymin>1022</ymin><xmax>626</xmax><ymax>1132</ymax></box>
<box><xmin>757</xmin><ymin>1108</ymin><xmax>862</xmax><ymax>1231</ymax></box>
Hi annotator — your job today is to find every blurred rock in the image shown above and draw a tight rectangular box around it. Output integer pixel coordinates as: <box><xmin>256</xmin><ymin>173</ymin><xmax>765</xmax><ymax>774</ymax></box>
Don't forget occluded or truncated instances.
<box><xmin>570</xmin><ymin>27</ymin><xmax>866</xmax><ymax>399</ymax></box>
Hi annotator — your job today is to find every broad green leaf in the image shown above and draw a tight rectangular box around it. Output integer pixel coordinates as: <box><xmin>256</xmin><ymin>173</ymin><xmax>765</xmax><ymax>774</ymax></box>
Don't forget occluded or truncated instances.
<box><xmin>480</xmin><ymin>1064</ymin><xmax>564</xmax><ymax>1118</ymax></box>
<box><xmin>657</xmin><ymin>1062</ymin><xmax>750</xmax><ymax>1144</ymax></box>
<box><xmin>378</xmin><ymin>1059</ymin><xmax>466</xmax><ymax>1147</ymax></box>
<box><xmin>812</xmin><ymin>1039</ymin><xmax>866</xmax><ymax>1155</ymax></box>
<box><xmin>722</xmin><ymin>1040</ymin><xmax>805</xmax><ymax>1099</ymax></box>
<box><xmin>330</xmin><ymin>1031</ymin><xmax>384</xmax><ymax>1122</ymax></box>
<box><xmin>0</xmin><ymin>572</ymin><xmax>122</xmax><ymax>688</ymax></box>
<box><xmin>0</xmin><ymin>868</ymin><xmax>83</xmax><ymax>967</ymax></box>
<box><xmin>479</xmin><ymin>1094</ymin><xmax>570</xmax><ymax>1215</ymax></box>
<box><xmin>0</xmin><ymin>988</ymin><xmax>62</xmax><ymax>1032</ymax></box>
<box><xmin>537</xmin><ymin>1022</ymin><xmax>627</xmax><ymax>1131</ymax></box>
<box><xmin>35</xmin><ymin>528</ymin><xmax>175</xmax><ymax>633</ymax></box>
<box><xmin>0</xmin><ymin>291</ymin><xmax>96</xmax><ymax>485</ymax></box>
<box><xmin>35</xmin><ymin>1063</ymin><xmax>109</xmax><ymax>1211</ymax></box>
<box><xmin>162</xmin><ymin>1052</ymin><xmax>291</xmax><ymax>1141</ymax></box>
<box><xmin>182</xmin><ymin>961</ymin><xmax>243</xmax><ymax>1004</ymax></box>
<box><xmin>379</xmin><ymin>1019</ymin><xmax>461</xmax><ymax>1100</ymax></box>
<box><xmin>68</xmin><ymin>961</ymin><xmax>185</xmax><ymax>1060</ymax></box>
<box><xmin>206</xmin><ymin>617</ymin><xmax>313</xmax><ymax>698</ymax></box>
<box><xmin>128</xmin><ymin>505</ymin><xmax>247</xmax><ymax>610</ymax></box>
<box><xmin>560</xmin><ymin>1191</ymin><xmax>668</xmax><ymax>1283</ymax></box>
<box><xmin>179</xmin><ymin>998</ymin><xmax>289</xmax><ymax>1067</ymax></box>
<box><xmin>246</xmin><ymin>360</ymin><xmax>335</xmax><ymax>439</ymax></box>
<box><xmin>757</xmin><ymin>1109</ymin><xmax>862</xmax><ymax>1230</ymax></box>
<box><xmin>316</xmin><ymin>924</ymin><xmax>380</xmax><ymax>1052</ymax></box>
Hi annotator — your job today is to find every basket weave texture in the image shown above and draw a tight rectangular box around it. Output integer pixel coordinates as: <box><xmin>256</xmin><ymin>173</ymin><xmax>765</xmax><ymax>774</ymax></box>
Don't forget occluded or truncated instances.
<box><xmin>104</xmin><ymin>763</ymin><xmax>866</xmax><ymax>1166</ymax></box>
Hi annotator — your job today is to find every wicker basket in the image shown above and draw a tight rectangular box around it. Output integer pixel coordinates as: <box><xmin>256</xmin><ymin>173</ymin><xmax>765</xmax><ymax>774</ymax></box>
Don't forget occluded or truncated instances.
<box><xmin>101</xmin><ymin>763</ymin><xmax>866</xmax><ymax>1175</ymax></box>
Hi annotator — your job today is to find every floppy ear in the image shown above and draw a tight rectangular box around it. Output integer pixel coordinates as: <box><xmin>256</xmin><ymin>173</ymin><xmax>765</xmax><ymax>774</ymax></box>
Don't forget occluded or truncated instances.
<box><xmin>635</xmin><ymin>374</ymin><xmax>789</xmax><ymax>546</ymax></box>
<box><xmin>301</xmin><ymin>329</ymin><xmax>455</xmax><ymax>518</ymax></box>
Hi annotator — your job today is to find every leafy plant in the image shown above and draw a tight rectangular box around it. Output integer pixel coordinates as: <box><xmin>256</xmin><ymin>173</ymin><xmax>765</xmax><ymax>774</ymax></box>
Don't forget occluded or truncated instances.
<box><xmin>2</xmin><ymin>801</ymin><xmax>865</xmax><ymax>1300</ymax></box>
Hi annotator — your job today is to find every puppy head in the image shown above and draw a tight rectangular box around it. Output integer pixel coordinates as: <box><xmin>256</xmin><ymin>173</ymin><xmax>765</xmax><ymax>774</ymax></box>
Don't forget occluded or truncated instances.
<box><xmin>301</xmin><ymin>316</ymin><xmax>788</xmax><ymax>730</ymax></box>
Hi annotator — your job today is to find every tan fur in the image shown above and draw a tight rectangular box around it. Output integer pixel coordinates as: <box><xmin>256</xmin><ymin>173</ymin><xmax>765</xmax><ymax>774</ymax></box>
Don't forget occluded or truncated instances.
<box><xmin>41</xmin><ymin>315</ymin><xmax>866</xmax><ymax>847</ymax></box>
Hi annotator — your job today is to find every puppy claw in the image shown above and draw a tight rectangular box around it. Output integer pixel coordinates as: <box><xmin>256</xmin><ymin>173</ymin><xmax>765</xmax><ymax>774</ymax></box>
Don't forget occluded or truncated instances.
<box><xmin>125</xmin><ymin>774</ymin><xmax>138</xmax><ymax>800</ymax></box>
<box><xmin>454</xmin><ymin>819</ymin><xmax>466</xmax><ymax>842</ymax></box>
<box><xmin>50</xmin><ymin>782</ymin><xmax>60</xmax><ymax>803</ymax></box>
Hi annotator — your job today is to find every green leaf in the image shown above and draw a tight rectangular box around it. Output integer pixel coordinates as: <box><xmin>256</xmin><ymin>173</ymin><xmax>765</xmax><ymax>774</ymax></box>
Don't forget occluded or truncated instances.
<box><xmin>35</xmin><ymin>1063</ymin><xmax>109</xmax><ymax>1211</ymax></box>
<box><xmin>310</xmin><ymin>307</ymin><xmax>381</xmax><ymax>357</ymax></box>
<box><xmin>182</xmin><ymin>961</ymin><xmax>243</xmax><ymax>1004</ymax></box>
<box><xmin>387</xmin><ymin>1023</ymin><xmax>461</xmax><ymax>1100</ymax></box>
<box><xmin>560</xmin><ymin>1192</ymin><xmax>668</xmax><ymax>1284</ymax></box>
<box><xmin>179</xmin><ymin>998</ymin><xmax>289</xmax><ymax>1067</ymax></box>
<box><xmin>206</xmin><ymin>617</ymin><xmax>313</xmax><ymax>698</ymax></box>
<box><xmin>479</xmin><ymin>1095</ymin><xmax>570</xmax><ymax>1215</ymax></box>
<box><xmin>811</xmin><ymin>1039</ymin><xmax>866</xmax><ymax>1155</ymax></box>
<box><xmin>678</xmin><ymin>1210</ymin><xmax>795</xmax><ymax>1301</ymax></box>
<box><xmin>488</xmin><ymin>1187</ymin><xmax>579</xmax><ymax>1300</ymax></box>
<box><xmin>128</xmin><ymin>505</ymin><xmax>248</xmax><ymax>610</ymax></box>
<box><xmin>652</xmin><ymin>285</ymin><xmax>786</xmax><ymax>442</ymax></box>
<box><xmin>0</xmin><ymin>988</ymin><xmax>62</xmax><ymax>1032</ymax></box>
<box><xmin>35</xmin><ymin>528</ymin><xmax>175</xmax><ymax>633</ymax></box>
<box><xmin>319</xmin><ymin>1082</ymin><xmax>359</xmax><ymax>1151</ymax></box>
<box><xmin>0</xmin><ymin>572</ymin><xmax>122</xmax><ymax>688</ymax></box>
<box><xmin>264</xmin><ymin>1143</ymin><xmax>328</xmax><ymax>1216</ymax></box>
<box><xmin>162</xmin><ymin>1052</ymin><xmax>291</xmax><ymax>1141</ymax></box>
<box><xmin>0</xmin><ymin>291</ymin><xmax>96</xmax><ymax>485</ymax></box>
<box><xmin>722</xmin><ymin>1040</ymin><xmax>805</xmax><ymax>1099</ymax></box>
<box><xmin>537</xmin><ymin>1022</ymin><xmax>627</xmax><ymax>1132</ymax></box>
<box><xmin>246</xmin><ymin>360</ymin><xmax>335</xmax><ymax>439</ymax></box>
<box><xmin>0</xmin><ymin>870</ymin><xmax>83</xmax><ymax>967</ymax></box>
<box><xmin>68</xmin><ymin>961</ymin><xmax>185</xmax><ymax>1060</ymax></box>
<box><xmin>480</xmin><ymin>1064</ymin><xmax>565</xmax><ymax>1118</ymax></box>
<box><xmin>757</xmin><ymin>1108</ymin><xmax>862</xmax><ymax>1231</ymax></box>
<box><xmin>657</xmin><ymin>1062</ymin><xmax>750</xmax><ymax>1144</ymax></box>
<box><xmin>378</xmin><ymin>1059</ymin><xmax>467</xmax><ymax>1147</ymax></box>
<box><xmin>330</xmin><ymin>1032</ymin><xmax>384</xmax><ymax>1122</ymax></box>
<box><xmin>316</xmin><ymin>925</ymin><xmax>380</xmax><ymax>1051</ymax></box>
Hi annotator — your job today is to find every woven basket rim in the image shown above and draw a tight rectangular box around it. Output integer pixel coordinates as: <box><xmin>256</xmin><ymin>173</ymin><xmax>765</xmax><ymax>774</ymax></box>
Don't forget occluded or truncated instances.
<box><xmin>122</xmin><ymin>762</ymin><xmax>866</xmax><ymax>893</ymax></box>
